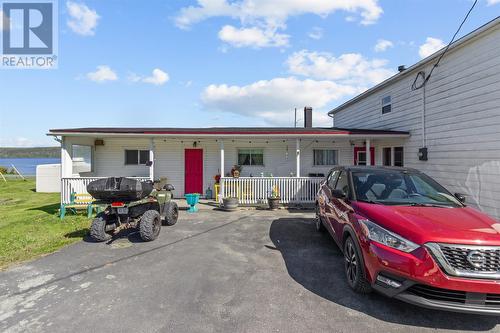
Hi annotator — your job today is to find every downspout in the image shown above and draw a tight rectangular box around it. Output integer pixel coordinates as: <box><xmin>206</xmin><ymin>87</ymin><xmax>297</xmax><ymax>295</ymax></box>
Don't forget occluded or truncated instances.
<box><xmin>422</xmin><ymin>83</ymin><xmax>427</xmax><ymax>148</ymax></box>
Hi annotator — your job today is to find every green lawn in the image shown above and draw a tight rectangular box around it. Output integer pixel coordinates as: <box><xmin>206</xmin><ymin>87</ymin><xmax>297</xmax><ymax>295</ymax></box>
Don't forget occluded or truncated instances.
<box><xmin>0</xmin><ymin>179</ymin><xmax>91</xmax><ymax>269</ymax></box>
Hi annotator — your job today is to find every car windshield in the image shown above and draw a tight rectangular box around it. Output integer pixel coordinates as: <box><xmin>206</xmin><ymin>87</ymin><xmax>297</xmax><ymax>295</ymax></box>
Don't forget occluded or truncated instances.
<box><xmin>352</xmin><ymin>170</ymin><xmax>462</xmax><ymax>207</ymax></box>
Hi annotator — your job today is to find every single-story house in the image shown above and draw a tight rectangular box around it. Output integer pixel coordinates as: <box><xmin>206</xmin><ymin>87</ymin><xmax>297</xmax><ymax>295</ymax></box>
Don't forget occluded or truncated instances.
<box><xmin>48</xmin><ymin>17</ymin><xmax>500</xmax><ymax>219</ymax></box>
<box><xmin>48</xmin><ymin>114</ymin><xmax>409</xmax><ymax>206</ymax></box>
<box><xmin>328</xmin><ymin>17</ymin><xmax>500</xmax><ymax>219</ymax></box>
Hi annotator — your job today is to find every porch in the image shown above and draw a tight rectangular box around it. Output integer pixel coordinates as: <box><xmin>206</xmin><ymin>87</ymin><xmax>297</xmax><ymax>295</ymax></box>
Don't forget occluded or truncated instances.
<box><xmin>51</xmin><ymin>127</ymin><xmax>410</xmax><ymax>206</ymax></box>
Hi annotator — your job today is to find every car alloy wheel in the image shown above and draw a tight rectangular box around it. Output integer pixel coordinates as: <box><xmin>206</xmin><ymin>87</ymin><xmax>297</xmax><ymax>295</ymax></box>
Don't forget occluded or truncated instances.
<box><xmin>344</xmin><ymin>238</ymin><xmax>358</xmax><ymax>287</ymax></box>
<box><xmin>315</xmin><ymin>205</ymin><xmax>325</xmax><ymax>232</ymax></box>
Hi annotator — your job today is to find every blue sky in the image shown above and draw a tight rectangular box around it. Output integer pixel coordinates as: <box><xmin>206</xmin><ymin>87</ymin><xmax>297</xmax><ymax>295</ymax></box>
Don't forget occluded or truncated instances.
<box><xmin>0</xmin><ymin>0</ymin><xmax>498</xmax><ymax>147</ymax></box>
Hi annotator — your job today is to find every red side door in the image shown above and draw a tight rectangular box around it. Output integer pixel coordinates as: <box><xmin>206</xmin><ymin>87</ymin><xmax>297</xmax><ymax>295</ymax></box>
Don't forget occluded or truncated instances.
<box><xmin>185</xmin><ymin>149</ymin><xmax>203</xmax><ymax>194</ymax></box>
<box><xmin>353</xmin><ymin>146</ymin><xmax>375</xmax><ymax>165</ymax></box>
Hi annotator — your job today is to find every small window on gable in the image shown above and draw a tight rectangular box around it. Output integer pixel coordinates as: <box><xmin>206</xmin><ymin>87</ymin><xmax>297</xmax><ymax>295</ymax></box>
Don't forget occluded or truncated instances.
<box><xmin>382</xmin><ymin>95</ymin><xmax>391</xmax><ymax>114</ymax></box>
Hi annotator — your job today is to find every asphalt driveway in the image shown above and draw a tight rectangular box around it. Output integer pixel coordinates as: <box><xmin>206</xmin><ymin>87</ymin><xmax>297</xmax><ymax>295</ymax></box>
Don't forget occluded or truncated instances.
<box><xmin>1</xmin><ymin>208</ymin><xmax>499</xmax><ymax>332</ymax></box>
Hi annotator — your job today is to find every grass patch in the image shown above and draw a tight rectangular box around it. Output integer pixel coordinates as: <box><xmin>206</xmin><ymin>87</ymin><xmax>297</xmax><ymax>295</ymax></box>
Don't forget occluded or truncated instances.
<box><xmin>0</xmin><ymin>179</ymin><xmax>90</xmax><ymax>269</ymax></box>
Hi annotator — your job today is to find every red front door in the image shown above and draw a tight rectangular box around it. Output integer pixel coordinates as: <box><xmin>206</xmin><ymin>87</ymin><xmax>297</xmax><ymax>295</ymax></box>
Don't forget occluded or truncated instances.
<box><xmin>185</xmin><ymin>149</ymin><xmax>203</xmax><ymax>194</ymax></box>
<box><xmin>354</xmin><ymin>146</ymin><xmax>375</xmax><ymax>165</ymax></box>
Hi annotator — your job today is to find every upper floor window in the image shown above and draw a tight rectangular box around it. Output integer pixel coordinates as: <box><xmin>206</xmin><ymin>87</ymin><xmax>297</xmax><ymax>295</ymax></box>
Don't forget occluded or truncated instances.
<box><xmin>238</xmin><ymin>149</ymin><xmax>264</xmax><ymax>166</ymax></box>
<box><xmin>382</xmin><ymin>95</ymin><xmax>392</xmax><ymax>114</ymax></box>
<box><xmin>125</xmin><ymin>149</ymin><xmax>149</xmax><ymax>165</ymax></box>
<box><xmin>313</xmin><ymin>149</ymin><xmax>338</xmax><ymax>166</ymax></box>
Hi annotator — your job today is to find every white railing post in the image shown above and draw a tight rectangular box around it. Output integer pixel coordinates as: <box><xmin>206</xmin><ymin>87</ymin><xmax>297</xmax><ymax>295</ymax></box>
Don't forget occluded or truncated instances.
<box><xmin>296</xmin><ymin>138</ymin><xmax>301</xmax><ymax>177</ymax></box>
<box><xmin>366</xmin><ymin>139</ymin><xmax>371</xmax><ymax>166</ymax></box>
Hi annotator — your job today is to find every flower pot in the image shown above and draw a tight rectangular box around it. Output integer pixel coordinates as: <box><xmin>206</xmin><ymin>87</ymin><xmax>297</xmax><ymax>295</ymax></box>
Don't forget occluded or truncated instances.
<box><xmin>222</xmin><ymin>197</ymin><xmax>239</xmax><ymax>210</ymax></box>
<box><xmin>185</xmin><ymin>193</ymin><xmax>200</xmax><ymax>213</ymax></box>
<box><xmin>267</xmin><ymin>197</ymin><xmax>281</xmax><ymax>210</ymax></box>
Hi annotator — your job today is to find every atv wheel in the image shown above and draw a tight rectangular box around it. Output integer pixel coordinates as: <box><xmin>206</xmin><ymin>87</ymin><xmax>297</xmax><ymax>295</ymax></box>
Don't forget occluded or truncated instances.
<box><xmin>163</xmin><ymin>201</ymin><xmax>179</xmax><ymax>226</ymax></box>
<box><xmin>90</xmin><ymin>213</ymin><xmax>112</xmax><ymax>242</ymax></box>
<box><xmin>139</xmin><ymin>210</ymin><xmax>161</xmax><ymax>241</ymax></box>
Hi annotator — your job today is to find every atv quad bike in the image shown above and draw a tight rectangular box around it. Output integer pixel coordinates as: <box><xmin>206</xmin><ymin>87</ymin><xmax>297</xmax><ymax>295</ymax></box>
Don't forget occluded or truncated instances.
<box><xmin>87</xmin><ymin>177</ymin><xmax>178</xmax><ymax>242</ymax></box>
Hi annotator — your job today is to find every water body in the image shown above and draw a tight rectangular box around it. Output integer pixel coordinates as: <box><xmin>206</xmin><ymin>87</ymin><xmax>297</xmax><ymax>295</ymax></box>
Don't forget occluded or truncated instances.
<box><xmin>0</xmin><ymin>158</ymin><xmax>60</xmax><ymax>176</ymax></box>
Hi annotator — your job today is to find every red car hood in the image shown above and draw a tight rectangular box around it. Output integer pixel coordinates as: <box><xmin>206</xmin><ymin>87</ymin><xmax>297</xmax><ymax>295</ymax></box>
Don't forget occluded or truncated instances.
<box><xmin>353</xmin><ymin>202</ymin><xmax>500</xmax><ymax>246</ymax></box>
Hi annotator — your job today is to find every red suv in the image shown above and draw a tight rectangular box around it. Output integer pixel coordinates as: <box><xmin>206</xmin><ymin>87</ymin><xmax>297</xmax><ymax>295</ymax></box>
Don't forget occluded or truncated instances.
<box><xmin>316</xmin><ymin>166</ymin><xmax>500</xmax><ymax>315</ymax></box>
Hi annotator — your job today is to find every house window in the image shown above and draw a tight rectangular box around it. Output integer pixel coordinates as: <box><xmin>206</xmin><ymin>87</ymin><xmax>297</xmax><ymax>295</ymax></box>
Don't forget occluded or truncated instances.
<box><xmin>382</xmin><ymin>95</ymin><xmax>391</xmax><ymax>114</ymax></box>
<box><xmin>125</xmin><ymin>149</ymin><xmax>150</xmax><ymax>165</ymax></box>
<box><xmin>72</xmin><ymin>145</ymin><xmax>92</xmax><ymax>174</ymax></box>
<box><xmin>238</xmin><ymin>149</ymin><xmax>264</xmax><ymax>166</ymax></box>
<box><xmin>383</xmin><ymin>147</ymin><xmax>392</xmax><ymax>166</ymax></box>
<box><xmin>394</xmin><ymin>147</ymin><xmax>404</xmax><ymax>167</ymax></box>
<box><xmin>382</xmin><ymin>147</ymin><xmax>404</xmax><ymax>166</ymax></box>
<box><xmin>313</xmin><ymin>149</ymin><xmax>338</xmax><ymax>166</ymax></box>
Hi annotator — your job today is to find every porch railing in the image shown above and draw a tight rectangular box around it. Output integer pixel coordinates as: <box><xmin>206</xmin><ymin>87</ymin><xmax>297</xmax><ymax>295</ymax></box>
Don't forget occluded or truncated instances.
<box><xmin>61</xmin><ymin>177</ymin><xmax>151</xmax><ymax>204</ymax></box>
<box><xmin>219</xmin><ymin>177</ymin><xmax>323</xmax><ymax>205</ymax></box>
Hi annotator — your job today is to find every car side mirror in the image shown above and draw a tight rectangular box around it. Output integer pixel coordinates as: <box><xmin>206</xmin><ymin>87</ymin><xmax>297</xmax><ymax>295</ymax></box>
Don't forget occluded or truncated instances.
<box><xmin>454</xmin><ymin>193</ymin><xmax>466</xmax><ymax>203</ymax></box>
<box><xmin>332</xmin><ymin>189</ymin><xmax>347</xmax><ymax>199</ymax></box>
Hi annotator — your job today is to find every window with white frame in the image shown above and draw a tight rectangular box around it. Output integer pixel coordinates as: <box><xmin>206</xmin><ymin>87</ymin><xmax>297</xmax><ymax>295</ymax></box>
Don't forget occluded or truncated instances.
<box><xmin>382</xmin><ymin>95</ymin><xmax>392</xmax><ymax>114</ymax></box>
<box><xmin>238</xmin><ymin>149</ymin><xmax>264</xmax><ymax>166</ymax></box>
<box><xmin>382</xmin><ymin>147</ymin><xmax>404</xmax><ymax>166</ymax></box>
<box><xmin>125</xmin><ymin>149</ymin><xmax>150</xmax><ymax>165</ymax></box>
<box><xmin>72</xmin><ymin>145</ymin><xmax>93</xmax><ymax>174</ymax></box>
<box><xmin>313</xmin><ymin>149</ymin><xmax>338</xmax><ymax>166</ymax></box>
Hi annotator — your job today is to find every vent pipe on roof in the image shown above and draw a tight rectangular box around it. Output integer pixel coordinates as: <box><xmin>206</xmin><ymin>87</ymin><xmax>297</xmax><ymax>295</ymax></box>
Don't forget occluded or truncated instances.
<box><xmin>304</xmin><ymin>107</ymin><xmax>312</xmax><ymax>128</ymax></box>
<box><xmin>398</xmin><ymin>65</ymin><xmax>406</xmax><ymax>73</ymax></box>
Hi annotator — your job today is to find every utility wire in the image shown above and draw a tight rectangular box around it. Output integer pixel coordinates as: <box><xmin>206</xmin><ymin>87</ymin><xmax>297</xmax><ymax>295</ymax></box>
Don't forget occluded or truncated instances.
<box><xmin>412</xmin><ymin>0</ymin><xmax>478</xmax><ymax>90</ymax></box>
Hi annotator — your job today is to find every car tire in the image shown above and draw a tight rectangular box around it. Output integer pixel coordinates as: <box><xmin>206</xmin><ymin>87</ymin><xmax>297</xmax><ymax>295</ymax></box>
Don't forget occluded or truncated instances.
<box><xmin>315</xmin><ymin>205</ymin><xmax>326</xmax><ymax>233</ymax></box>
<box><xmin>344</xmin><ymin>236</ymin><xmax>372</xmax><ymax>294</ymax></box>
<box><xmin>90</xmin><ymin>213</ymin><xmax>112</xmax><ymax>242</ymax></box>
<box><xmin>139</xmin><ymin>210</ymin><xmax>161</xmax><ymax>241</ymax></box>
<box><xmin>163</xmin><ymin>202</ymin><xmax>179</xmax><ymax>226</ymax></box>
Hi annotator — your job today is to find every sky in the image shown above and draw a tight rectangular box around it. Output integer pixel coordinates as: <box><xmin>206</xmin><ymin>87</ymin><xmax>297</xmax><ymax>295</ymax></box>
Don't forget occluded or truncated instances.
<box><xmin>0</xmin><ymin>0</ymin><xmax>499</xmax><ymax>147</ymax></box>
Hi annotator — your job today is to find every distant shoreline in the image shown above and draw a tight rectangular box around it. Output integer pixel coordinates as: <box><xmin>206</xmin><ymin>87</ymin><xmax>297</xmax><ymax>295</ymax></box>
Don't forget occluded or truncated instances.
<box><xmin>0</xmin><ymin>147</ymin><xmax>60</xmax><ymax>158</ymax></box>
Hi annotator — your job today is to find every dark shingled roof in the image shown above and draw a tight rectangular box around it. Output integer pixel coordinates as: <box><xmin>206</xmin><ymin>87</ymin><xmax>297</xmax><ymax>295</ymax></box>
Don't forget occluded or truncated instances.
<box><xmin>48</xmin><ymin>127</ymin><xmax>409</xmax><ymax>136</ymax></box>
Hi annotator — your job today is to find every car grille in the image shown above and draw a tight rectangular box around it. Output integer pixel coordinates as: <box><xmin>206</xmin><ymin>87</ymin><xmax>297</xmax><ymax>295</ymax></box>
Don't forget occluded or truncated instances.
<box><xmin>425</xmin><ymin>243</ymin><xmax>500</xmax><ymax>279</ymax></box>
<box><xmin>407</xmin><ymin>285</ymin><xmax>500</xmax><ymax>308</ymax></box>
<box><xmin>440</xmin><ymin>244</ymin><xmax>500</xmax><ymax>273</ymax></box>
<box><xmin>407</xmin><ymin>284</ymin><xmax>466</xmax><ymax>304</ymax></box>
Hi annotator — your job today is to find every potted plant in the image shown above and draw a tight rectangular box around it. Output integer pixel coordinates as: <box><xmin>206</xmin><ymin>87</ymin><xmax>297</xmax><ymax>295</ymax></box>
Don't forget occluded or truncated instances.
<box><xmin>267</xmin><ymin>186</ymin><xmax>281</xmax><ymax>210</ymax></box>
<box><xmin>231</xmin><ymin>165</ymin><xmax>242</xmax><ymax>178</ymax></box>
<box><xmin>222</xmin><ymin>196</ymin><xmax>239</xmax><ymax>210</ymax></box>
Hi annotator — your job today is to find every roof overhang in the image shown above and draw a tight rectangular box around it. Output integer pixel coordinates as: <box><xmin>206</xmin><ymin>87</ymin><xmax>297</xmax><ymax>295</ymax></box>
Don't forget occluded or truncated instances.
<box><xmin>328</xmin><ymin>17</ymin><xmax>500</xmax><ymax>116</ymax></box>
<box><xmin>47</xmin><ymin>128</ymin><xmax>410</xmax><ymax>139</ymax></box>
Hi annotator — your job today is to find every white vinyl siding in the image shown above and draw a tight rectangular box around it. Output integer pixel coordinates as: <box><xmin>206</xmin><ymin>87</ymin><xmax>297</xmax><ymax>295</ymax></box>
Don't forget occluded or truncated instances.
<box><xmin>333</xmin><ymin>24</ymin><xmax>500</xmax><ymax>218</ymax></box>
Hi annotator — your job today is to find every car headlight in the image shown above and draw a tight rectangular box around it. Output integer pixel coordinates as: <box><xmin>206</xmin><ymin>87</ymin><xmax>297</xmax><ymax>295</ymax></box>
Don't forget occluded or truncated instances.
<box><xmin>359</xmin><ymin>219</ymin><xmax>419</xmax><ymax>253</ymax></box>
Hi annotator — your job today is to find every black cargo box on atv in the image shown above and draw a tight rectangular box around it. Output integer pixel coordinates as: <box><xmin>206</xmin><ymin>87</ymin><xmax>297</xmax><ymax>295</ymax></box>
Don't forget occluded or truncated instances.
<box><xmin>87</xmin><ymin>177</ymin><xmax>153</xmax><ymax>203</ymax></box>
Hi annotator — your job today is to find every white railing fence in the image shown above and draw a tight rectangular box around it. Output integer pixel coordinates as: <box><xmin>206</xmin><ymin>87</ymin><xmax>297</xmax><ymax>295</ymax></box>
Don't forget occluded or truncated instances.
<box><xmin>220</xmin><ymin>177</ymin><xmax>323</xmax><ymax>205</ymax></box>
<box><xmin>61</xmin><ymin>177</ymin><xmax>150</xmax><ymax>204</ymax></box>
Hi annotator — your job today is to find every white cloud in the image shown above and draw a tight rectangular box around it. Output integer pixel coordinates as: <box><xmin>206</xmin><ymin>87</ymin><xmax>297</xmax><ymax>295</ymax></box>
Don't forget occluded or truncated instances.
<box><xmin>128</xmin><ymin>69</ymin><xmax>170</xmax><ymax>86</ymax></box>
<box><xmin>419</xmin><ymin>37</ymin><xmax>446</xmax><ymax>59</ymax></box>
<box><xmin>176</xmin><ymin>0</ymin><xmax>382</xmax><ymax>48</ymax></box>
<box><xmin>201</xmin><ymin>77</ymin><xmax>360</xmax><ymax>125</ymax></box>
<box><xmin>487</xmin><ymin>0</ymin><xmax>500</xmax><ymax>5</ymax></box>
<box><xmin>86</xmin><ymin>65</ymin><xmax>118</xmax><ymax>82</ymax></box>
<box><xmin>176</xmin><ymin>0</ymin><xmax>382</xmax><ymax>28</ymax></box>
<box><xmin>218</xmin><ymin>25</ymin><xmax>289</xmax><ymax>48</ymax></box>
<box><xmin>308</xmin><ymin>27</ymin><xmax>323</xmax><ymax>40</ymax></box>
<box><xmin>142</xmin><ymin>69</ymin><xmax>170</xmax><ymax>85</ymax></box>
<box><xmin>286</xmin><ymin>50</ymin><xmax>394</xmax><ymax>87</ymax></box>
<box><xmin>374</xmin><ymin>39</ymin><xmax>393</xmax><ymax>52</ymax></box>
<box><xmin>66</xmin><ymin>1</ymin><xmax>100</xmax><ymax>36</ymax></box>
